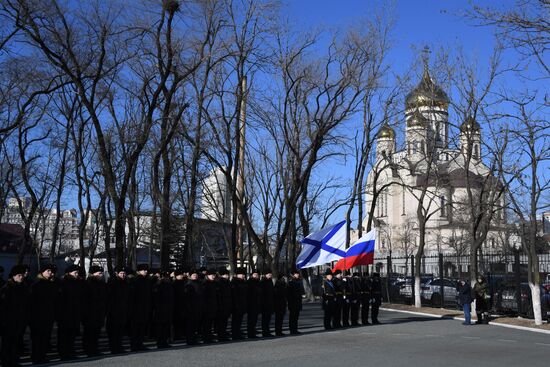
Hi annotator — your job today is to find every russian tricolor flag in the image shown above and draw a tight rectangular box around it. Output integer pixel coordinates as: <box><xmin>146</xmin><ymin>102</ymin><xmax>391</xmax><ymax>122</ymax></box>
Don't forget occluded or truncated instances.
<box><xmin>332</xmin><ymin>229</ymin><xmax>376</xmax><ymax>272</ymax></box>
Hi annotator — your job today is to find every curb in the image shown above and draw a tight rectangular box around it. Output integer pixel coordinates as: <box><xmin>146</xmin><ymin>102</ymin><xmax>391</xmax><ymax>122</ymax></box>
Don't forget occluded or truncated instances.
<box><xmin>380</xmin><ymin>307</ymin><xmax>550</xmax><ymax>335</ymax></box>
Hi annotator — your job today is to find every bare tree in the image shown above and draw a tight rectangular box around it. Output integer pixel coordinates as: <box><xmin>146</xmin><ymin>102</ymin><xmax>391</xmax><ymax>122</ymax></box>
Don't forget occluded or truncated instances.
<box><xmin>467</xmin><ymin>0</ymin><xmax>550</xmax><ymax>78</ymax></box>
<box><xmin>502</xmin><ymin>94</ymin><xmax>549</xmax><ymax>325</ymax></box>
<box><xmin>394</xmin><ymin>218</ymin><xmax>418</xmax><ymax>275</ymax></box>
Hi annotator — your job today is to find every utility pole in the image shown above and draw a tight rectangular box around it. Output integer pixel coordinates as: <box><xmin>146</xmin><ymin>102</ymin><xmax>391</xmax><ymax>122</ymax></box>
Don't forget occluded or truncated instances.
<box><xmin>237</xmin><ymin>76</ymin><xmax>247</xmax><ymax>268</ymax></box>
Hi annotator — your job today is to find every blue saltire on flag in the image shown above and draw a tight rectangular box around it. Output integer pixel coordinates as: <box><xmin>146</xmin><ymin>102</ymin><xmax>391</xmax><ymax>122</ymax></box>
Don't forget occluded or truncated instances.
<box><xmin>296</xmin><ymin>220</ymin><xmax>347</xmax><ymax>269</ymax></box>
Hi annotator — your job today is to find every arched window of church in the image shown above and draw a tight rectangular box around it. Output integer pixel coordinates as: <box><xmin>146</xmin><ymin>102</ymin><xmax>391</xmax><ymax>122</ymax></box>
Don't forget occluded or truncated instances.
<box><xmin>412</xmin><ymin>141</ymin><xmax>418</xmax><ymax>154</ymax></box>
<box><xmin>440</xmin><ymin>195</ymin><xmax>446</xmax><ymax>217</ymax></box>
<box><xmin>421</xmin><ymin>141</ymin><xmax>425</xmax><ymax>154</ymax></box>
<box><xmin>473</xmin><ymin>144</ymin><xmax>479</xmax><ymax>159</ymax></box>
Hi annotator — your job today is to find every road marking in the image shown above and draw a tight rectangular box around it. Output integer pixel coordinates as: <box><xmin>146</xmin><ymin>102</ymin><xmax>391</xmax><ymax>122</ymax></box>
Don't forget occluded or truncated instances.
<box><xmin>361</xmin><ymin>332</ymin><xmax>377</xmax><ymax>335</ymax></box>
<box><xmin>424</xmin><ymin>334</ymin><xmax>440</xmax><ymax>337</ymax></box>
<box><xmin>535</xmin><ymin>343</ymin><xmax>550</xmax><ymax>347</ymax></box>
<box><xmin>391</xmin><ymin>333</ymin><xmax>412</xmax><ymax>336</ymax></box>
<box><xmin>497</xmin><ymin>339</ymin><xmax>517</xmax><ymax>343</ymax></box>
<box><xmin>462</xmin><ymin>336</ymin><xmax>480</xmax><ymax>340</ymax></box>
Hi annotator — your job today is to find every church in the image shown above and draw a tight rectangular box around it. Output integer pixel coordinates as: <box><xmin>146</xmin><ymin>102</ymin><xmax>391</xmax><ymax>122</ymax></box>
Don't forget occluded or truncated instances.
<box><xmin>363</xmin><ymin>63</ymin><xmax>510</xmax><ymax>259</ymax></box>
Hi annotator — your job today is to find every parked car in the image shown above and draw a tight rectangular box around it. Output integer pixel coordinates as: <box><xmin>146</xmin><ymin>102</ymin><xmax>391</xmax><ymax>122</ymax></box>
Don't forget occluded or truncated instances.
<box><xmin>421</xmin><ymin>278</ymin><xmax>460</xmax><ymax>307</ymax></box>
<box><xmin>399</xmin><ymin>276</ymin><xmax>433</xmax><ymax>301</ymax></box>
<box><xmin>495</xmin><ymin>282</ymin><xmax>546</xmax><ymax>318</ymax></box>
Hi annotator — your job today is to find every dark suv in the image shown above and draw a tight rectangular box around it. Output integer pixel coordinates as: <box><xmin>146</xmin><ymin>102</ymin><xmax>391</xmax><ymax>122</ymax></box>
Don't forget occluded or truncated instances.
<box><xmin>495</xmin><ymin>282</ymin><xmax>546</xmax><ymax>318</ymax></box>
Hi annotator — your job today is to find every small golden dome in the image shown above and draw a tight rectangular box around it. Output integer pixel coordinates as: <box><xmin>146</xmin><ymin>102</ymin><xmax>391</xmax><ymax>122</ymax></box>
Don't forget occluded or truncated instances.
<box><xmin>377</xmin><ymin>124</ymin><xmax>395</xmax><ymax>139</ymax></box>
<box><xmin>405</xmin><ymin>67</ymin><xmax>449</xmax><ymax>110</ymax></box>
<box><xmin>460</xmin><ymin>116</ymin><xmax>481</xmax><ymax>133</ymax></box>
<box><xmin>407</xmin><ymin>109</ymin><xmax>429</xmax><ymax>128</ymax></box>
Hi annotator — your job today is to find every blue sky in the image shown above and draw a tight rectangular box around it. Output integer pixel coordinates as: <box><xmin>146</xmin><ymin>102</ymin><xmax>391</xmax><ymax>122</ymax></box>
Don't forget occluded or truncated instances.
<box><xmin>287</xmin><ymin>0</ymin><xmax>499</xmax><ymax>71</ymax></box>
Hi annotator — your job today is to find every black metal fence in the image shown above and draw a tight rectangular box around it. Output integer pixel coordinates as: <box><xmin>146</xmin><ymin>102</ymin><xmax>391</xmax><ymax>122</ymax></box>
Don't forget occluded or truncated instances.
<box><xmin>374</xmin><ymin>251</ymin><xmax>550</xmax><ymax>319</ymax></box>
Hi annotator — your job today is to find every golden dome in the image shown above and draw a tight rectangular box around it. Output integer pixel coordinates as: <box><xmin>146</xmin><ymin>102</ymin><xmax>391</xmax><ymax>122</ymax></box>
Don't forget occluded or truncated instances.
<box><xmin>460</xmin><ymin>115</ymin><xmax>481</xmax><ymax>133</ymax></box>
<box><xmin>405</xmin><ymin>67</ymin><xmax>449</xmax><ymax>110</ymax></box>
<box><xmin>377</xmin><ymin>124</ymin><xmax>395</xmax><ymax>139</ymax></box>
<box><xmin>407</xmin><ymin>109</ymin><xmax>429</xmax><ymax>128</ymax></box>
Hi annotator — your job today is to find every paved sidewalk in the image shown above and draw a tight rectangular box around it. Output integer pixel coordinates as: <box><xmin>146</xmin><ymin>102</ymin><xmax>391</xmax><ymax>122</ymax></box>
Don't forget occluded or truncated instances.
<box><xmin>382</xmin><ymin>303</ymin><xmax>550</xmax><ymax>333</ymax></box>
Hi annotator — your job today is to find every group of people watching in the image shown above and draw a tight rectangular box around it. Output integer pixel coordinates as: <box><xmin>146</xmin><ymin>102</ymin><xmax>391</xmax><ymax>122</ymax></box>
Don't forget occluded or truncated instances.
<box><xmin>456</xmin><ymin>275</ymin><xmax>491</xmax><ymax>325</ymax></box>
<box><xmin>0</xmin><ymin>263</ymin><xmax>304</xmax><ymax>366</ymax></box>
<box><xmin>458</xmin><ymin>275</ymin><xmax>550</xmax><ymax>325</ymax></box>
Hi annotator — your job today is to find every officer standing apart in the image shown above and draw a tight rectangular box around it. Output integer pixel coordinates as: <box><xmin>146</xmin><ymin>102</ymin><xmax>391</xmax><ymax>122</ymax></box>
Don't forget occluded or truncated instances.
<box><xmin>30</xmin><ymin>263</ymin><xmax>57</xmax><ymax>364</ymax></box>
<box><xmin>370</xmin><ymin>273</ymin><xmax>382</xmax><ymax>324</ymax></box>
<box><xmin>287</xmin><ymin>269</ymin><xmax>304</xmax><ymax>335</ymax></box>
<box><xmin>322</xmin><ymin>269</ymin><xmax>336</xmax><ymax>330</ymax></box>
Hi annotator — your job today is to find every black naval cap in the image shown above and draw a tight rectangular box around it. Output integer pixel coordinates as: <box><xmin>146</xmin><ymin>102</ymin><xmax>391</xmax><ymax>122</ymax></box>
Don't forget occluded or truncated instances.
<box><xmin>324</xmin><ymin>268</ymin><xmax>333</xmax><ymax>276</ymax></box>
<box><xmin>9</xmin><ymin>264</ymin><xmax>27</xmax><ymax>278</ymax></box>
<box><xmin>40</xmin><ymin>263</ymin><xmax>55</xmax><ymax>273</ymax></box>
<box><xmin>136</xmin><ymin>264</ymin><xmax>149</xmax><ymax>272</ymax></box>
<box><xmin>65</xmin><ymin>264</ymin><xmax>80</xmax><ymax>274</ymax></box>
<box><xmin>89</xmin><ymin>265</ymin><xmax>104</xmax><ymax>274</ymax></box>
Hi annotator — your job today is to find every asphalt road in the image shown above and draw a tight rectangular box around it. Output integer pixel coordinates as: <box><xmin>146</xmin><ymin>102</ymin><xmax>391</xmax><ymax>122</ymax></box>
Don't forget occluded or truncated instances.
<box><xmin>48</xmin><ymin>303</ymin><xmax>549</xmax><ymax>367</ymax></box>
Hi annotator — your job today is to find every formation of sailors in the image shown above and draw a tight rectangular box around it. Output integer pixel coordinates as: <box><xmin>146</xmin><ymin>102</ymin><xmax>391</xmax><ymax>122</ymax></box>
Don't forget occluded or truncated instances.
<box><xmin>0</xmin><ymin>264</ymin><xmax>305</xmax><ymax>366</ymax></box>
<box><xmin>0</xmin><ymin>264</ymin><xmax>382</xmax><ymax>366</ymax></box>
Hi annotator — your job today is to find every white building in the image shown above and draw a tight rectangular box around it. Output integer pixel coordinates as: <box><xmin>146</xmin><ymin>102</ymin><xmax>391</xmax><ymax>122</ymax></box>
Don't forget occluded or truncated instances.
<box><xmin>200</xmin><ymin>167</ymin><xmax>232</xmax><ymax>223</ymax></box>
<box><xmin>364</xmin><ymin>64</ymin><xmax>510</xmax><ymax>257</ymax></box>
<box><xmin>2</xmin><ymin>198</ymin><xmax>79</xmax><ymax>253</ymax></box>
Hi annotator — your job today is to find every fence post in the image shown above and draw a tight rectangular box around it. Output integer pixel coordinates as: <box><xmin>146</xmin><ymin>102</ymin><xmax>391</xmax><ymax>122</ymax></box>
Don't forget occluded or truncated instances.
<box><xmin>387</xmin><ymin>255</ymin><xmax>392</xmax><ymax>303</ymax></box>
<box><xmin>439</xmin><ymin>253</ymin><xmax>444</xmax><ymax>308</ymax></box>
<box><xmin>411</xmin><ymin>255</ymin><xmax>415</xmax><ymax>303</ymax></box>
<box><xmin>514</xmin><ymin>249</ymin><xmax>522</xmax><ymax>314</ymax></box>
